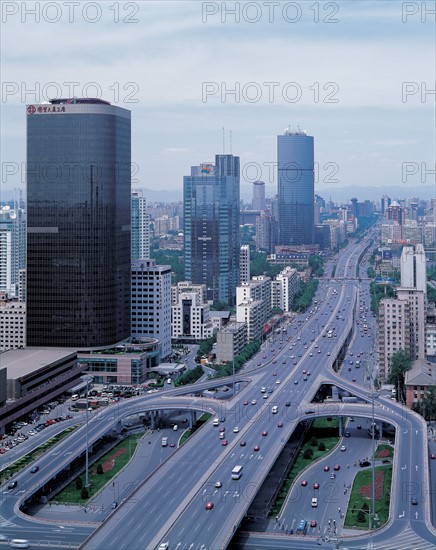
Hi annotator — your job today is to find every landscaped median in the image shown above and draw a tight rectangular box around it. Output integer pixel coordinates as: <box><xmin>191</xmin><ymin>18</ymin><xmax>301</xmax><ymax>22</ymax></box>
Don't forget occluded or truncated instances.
<box><xmin>0</xmin><ymin>425</ymin><xmax>79</xmax><ymax>484</ymax></box>
<box><xmin>52</xmin><ymin>433</ymin><xmax>144</xmax><ymax>504</ymax></box>
<box><xmin>344</xmin><ymin>465</ymin><xmax>392</xmax><ymax>529</ymax></box>
<box><xmin>270</xmin><ymin>417</ymin><xmax>340</xmax><ymax>517</ymax></box>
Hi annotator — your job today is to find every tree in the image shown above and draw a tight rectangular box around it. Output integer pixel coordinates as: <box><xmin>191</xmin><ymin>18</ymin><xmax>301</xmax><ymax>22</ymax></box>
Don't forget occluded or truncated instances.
<box><xmin>310</xmin><ymin>436</ymin><xmax>318</xmax><ymax>447</ymax></box>
<box><xmin>357</xmin><ymin>509</ymin><xmax>366</xmax><ymax>523</ymax></box>
<box><xmin>81</xmin><ymin>487</ymin><xmax>89</xmax><ymax>499</ymax></box>
<box><xmin>387</xmin><ymin>349</ymin><xmax>412</xmax><ymax>394</ymax></box>
<box><xmin>76</xmin><ymin>477</ymin><xmax>83</xmax><ymax>490</ymax></box>
<box><xmin>303</xmin><ymin>448</ymin><xmax>313</xmax><ymax>459</ymax></box>
<box><xmin>411</xmin><ymin>386</ymin><xmax>436</xmax><ymax>420</ymax></box>
<box><xmin>97</xmin><ymin>464</ymin><xmax>104</xmax><ymax>475</ymax></box>
<box><xmin>318</xmin><ymin>441</ymin><xmax>326</xmax><ymax>451</ymax></box>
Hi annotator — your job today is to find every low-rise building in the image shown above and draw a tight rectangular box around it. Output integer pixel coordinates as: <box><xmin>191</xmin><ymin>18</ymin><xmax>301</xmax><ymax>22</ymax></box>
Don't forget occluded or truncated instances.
<box><xmin>0</xmin><ymin>293</ymin><xmax>26</xmax><ymax>351</ymax></box>
<box><xmin>405</xmin><ymin>358</ymin><xmax>436</xmax><ymax>408</ymax></box>
<box><xmin>171</xmin><ymin>282</ymin><xmax>213</xmax><ymax>341</ymax></box>
<box><xmin>216</xmin><ymin>321</ymin><xmax>248</xmax><ymax>363</ymax></box>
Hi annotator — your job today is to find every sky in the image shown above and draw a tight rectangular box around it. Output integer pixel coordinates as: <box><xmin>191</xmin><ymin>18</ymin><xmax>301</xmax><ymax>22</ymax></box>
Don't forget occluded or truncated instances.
<box><xmin>1</xmin><ymin>0</ymin><xmax>435</xmax><ymax>202</ymax></box>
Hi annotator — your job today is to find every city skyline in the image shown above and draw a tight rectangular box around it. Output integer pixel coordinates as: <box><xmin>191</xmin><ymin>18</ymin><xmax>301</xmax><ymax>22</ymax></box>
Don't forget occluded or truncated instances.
<box><xmin>1</xmin><ymin>1</ymin><xmax>435</xmax><ymax>199</ymax></box>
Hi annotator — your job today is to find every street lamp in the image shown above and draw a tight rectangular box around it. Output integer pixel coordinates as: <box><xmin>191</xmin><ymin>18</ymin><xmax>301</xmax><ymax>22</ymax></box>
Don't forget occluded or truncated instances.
<box><xmin>81</xmin><ymin>375</ymin><xmax>94</xmax><ymax>488</ymax></box>
<box><xmin>368</xmin><ymin>389</ymin><xmax>380</xmax><ymax>529</ymax></box>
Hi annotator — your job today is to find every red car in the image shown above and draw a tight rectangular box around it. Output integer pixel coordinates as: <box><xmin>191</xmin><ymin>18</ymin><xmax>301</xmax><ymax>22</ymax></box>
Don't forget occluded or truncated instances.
<box><xmin>221</xmin><ymin>439</ymin><xmax>228</xmax><ymax>446</ymax></box>
<box><xmin>323</xmin><ymin>465</ymin><xmax>330</xmax><ymax>472</ymax></box>
<box><xmin>219</xmin><ymin>427</ymin><xmax>225</xmax><ymax>432</ymax></box>
<box><xmin>334</xmin><ymin>464</ymin><xmax>340</xmax><ymax>471</ymax></box>
<box><xmin>277</xmin><ymin>422</ymin><xmax>283</xmax><ymax>428</ymax></box>
<box><xmin>313</xmin><ymin>482</ymin><xmax>320</xmax><ymax>489</ymax></box>
<box><xmin>254</xmin><ymin>445</ymin><xmax>260</xmax><ymax>451</ymax></box>
<box><xmin>431</xmin><ymin>454</ymin><xmax>436</xmax><ymax>460</ymax></box>
<box><xmin>301</xmin><ymin>480</ymin><xmax>308</xmax><ymax>486</ymax></box>
<box><xmin>310</xmin><ymin>519</ymin><xmax>317</xmax><ymax>528</ymax></box>
<box><xmin>262</xmin><ymin>431</ymin><xmax>268</xmax><ymax>436</ymax></box>
<box><xmin>205</xmin><ymin>502</ymin><xmax>214</xmax><ymax>510</ymax></box>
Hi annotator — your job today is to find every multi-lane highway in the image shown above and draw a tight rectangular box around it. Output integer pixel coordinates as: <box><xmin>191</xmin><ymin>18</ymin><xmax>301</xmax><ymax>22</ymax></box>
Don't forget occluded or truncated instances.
<box><xmin>1</xmin><ymin>226</ymin><xmax>435</xmax><ymax>549</ymax></box>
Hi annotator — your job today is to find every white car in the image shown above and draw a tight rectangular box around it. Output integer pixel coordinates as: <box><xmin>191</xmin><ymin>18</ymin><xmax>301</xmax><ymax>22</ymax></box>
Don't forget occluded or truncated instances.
<box><xmin>251</xmin><ymin>399</ymin><xmax>257</xmax><ymax>405</ymax></box>
<box><xmin>233</xmin><ymin>427</ymin><xmax>239</xmax><ymax>433</ymax></box>
<box><xmin>276</xmin><ymin>380</ymin><xmax>281</xmax><ymax>385</ymax></box>
<box><xmin>340</xmin><ymin>445</ymin><xmax>347</xmax><ymax>451</ymax></box>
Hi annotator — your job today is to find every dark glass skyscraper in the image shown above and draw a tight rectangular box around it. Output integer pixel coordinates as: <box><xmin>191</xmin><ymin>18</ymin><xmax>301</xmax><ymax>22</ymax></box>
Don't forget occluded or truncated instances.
<box><xmin>26</xmin><ymin>98</ymin><xmax>131</xmax><ymax>348</ymax></box>
<box><xmin>278</xmin><ymin>128</ymin><xmax>314</xmax><ymax>245</ymax></box>
<box><xmin>184</xmin><ymin>155</ymin><xmax>240</xmax><ymax>306</ymax></box>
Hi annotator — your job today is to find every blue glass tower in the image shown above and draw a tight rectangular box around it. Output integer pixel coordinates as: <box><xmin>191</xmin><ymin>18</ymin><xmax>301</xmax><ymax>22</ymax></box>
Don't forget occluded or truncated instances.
<box><xmin>26</xmin><ymin>98</ymin><xmax>131</xmax><ymax>348</ymax></box>
<box><xmin>184</xmin><ymin>154</ymin><xmax>240</xmax><ymax>306</ymax></box>
<box><xmin>278</xmin><ymin>128</ymin><xmax>314</xmax><ymax>245</ymax></box>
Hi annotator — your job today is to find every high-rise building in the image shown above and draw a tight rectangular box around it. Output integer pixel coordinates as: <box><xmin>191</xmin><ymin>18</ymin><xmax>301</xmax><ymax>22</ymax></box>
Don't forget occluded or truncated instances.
<box><xmin>26</xmin><ymin>98</ymin><xmax>131</xmax><ymax>348</ymax></box>
<box><xmin>240</xmin><ymin>245</ymin><xmax>250</xmax><ymax>284</ymax></box>
<box><xmin>184</xmin><ymin>155</ymin><xmax>240</xmax><ymax>306</ymax></box>
<box><xmin>255</xmin><ymin>211</ymin><xmax>278</xmax><ymax>253</ymax></box>
<box><xmin>400</xmin><ymin>244</ymin><xmax>427</xmax><ymax>294</ymax></box>
<box><xmin>131</xmin><ymin>190</ymin><xmax>150</xmax><ymax>260</ymax></box>
<box><xmin>252</xmin><ymin>180</ymin><xmax>266</xmax><ymax>211</ymax></box>
<box><xmin>0</xmin><ymin>204</ymin><xmax>26</xmax><ymax>298</ymax></box>
<box><xmin>278</xmin><ymin>128</ymin><xmax>314</xmax><ymax>246</ymax></box>
<box><xmin>131</xmin><ymin>259</ymin><xmax>172</xmax><ymax>359</ymax></box>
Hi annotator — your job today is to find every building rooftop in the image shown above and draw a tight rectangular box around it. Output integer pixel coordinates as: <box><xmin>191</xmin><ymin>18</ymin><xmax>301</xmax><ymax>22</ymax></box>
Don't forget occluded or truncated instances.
<box><xmin>405</xmin><ymin>358</ymin><xmax>436</xmax><ymax>386</ymax></box>
<box><xmin>50</xmin><ymin>98</ymin><xmax>111</xmax><ymax>105</ymax></box>
<box><xmin>1</xmin><ymin>348</ymin><xmax>77</xmax><ymax>380</ymax></box>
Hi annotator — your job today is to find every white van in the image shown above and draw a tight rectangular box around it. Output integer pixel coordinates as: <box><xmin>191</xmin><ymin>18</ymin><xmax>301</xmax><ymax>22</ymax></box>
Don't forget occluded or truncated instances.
<box><xmin>9</xmin><ymin>541</ymin><xmax>30</xmax><ymax>549</ymax></box>
<box><xmin>271</xmin><ymin>406</ymin><xmax>278</xmax><ymax>414</ymax></box>
<box><xmin>213</xmin><ymin>418</ymin><xmax>219</xmax><ymax>426</ymax></box>
<box><xmin>173</xmin><ymin>425</ymin><xmax>178</xmax><ymax>431</ymax></box>
<box><xmin>71</xmin><ymin>394</ymin><xmax>79</xmax><ymax>401</ymax></box>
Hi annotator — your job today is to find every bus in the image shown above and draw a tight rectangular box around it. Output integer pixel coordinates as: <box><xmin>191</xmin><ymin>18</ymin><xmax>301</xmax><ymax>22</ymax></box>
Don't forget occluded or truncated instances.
<box><xmin>231</xmin><ymin>465</ymin><xmax>243</xmax><ymax>480</ymax></box>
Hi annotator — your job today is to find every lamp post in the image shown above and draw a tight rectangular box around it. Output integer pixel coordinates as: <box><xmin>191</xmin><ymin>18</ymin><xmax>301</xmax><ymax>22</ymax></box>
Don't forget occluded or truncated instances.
<box><xmin>368</xmin><ymin>389</ymin><xmax>380</xmax><ymax>530</ymax></box>
<box><xmin>81</xmin><ymin>375</ymin><xmax>93</xmax><ymax>489</ymax></box>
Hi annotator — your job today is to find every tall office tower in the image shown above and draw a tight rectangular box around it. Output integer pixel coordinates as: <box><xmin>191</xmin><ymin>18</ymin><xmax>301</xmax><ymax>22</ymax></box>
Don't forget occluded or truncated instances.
<box><xmin>0</xmin><ymin>205</ymin><xmax>26</xmax><ymax>297</ymax></box>
<box><xmin>386</xmin><ymin>200</ymin><xmax>404</xmax><ymax>225</ymax></box>
<box><xmin>131</xmin><ymin>259</ymin><xmax>172</xmax><ymax>359</ymax></box>
<box><xmin>26</xmin><ymin>98</ymin><xmax>131</xmax><ymax>348</ymax></box>
<box><xmin>184</xmin><ymin>154</ymin><xmax>240</xmax><ymax>306</ymax></box>
<box><xmin>131</xmin><ymin>189</ymin><xmax>150</xmax><ymax>260</ymax></box>
<box><xmin>252</xmin><ymin>180</ymin><xmax>266</xmax><ymax>211</ymax></box>
<box><xmin>278</xmin><ymin>128</ymin><xmax>314</xmax><ymax>245</ymax></box>
<box><xmin>240</xmin><ymin>245</ymin><xmax>251</xmax><ymax>284</ymax></box>
<box><xmin>400</xmin><ymin>244</ymin><xmax>427</xmax><ymax>294</ymax></box>
<box><xmin>255</xmin><ymin>211</ymin><xmax>278</xmax><ymax>253</ymax></box>
<box><xmin>381</xmin><ymin>195</ymin><xmax>391</xmax><ymax>214</ymax></box>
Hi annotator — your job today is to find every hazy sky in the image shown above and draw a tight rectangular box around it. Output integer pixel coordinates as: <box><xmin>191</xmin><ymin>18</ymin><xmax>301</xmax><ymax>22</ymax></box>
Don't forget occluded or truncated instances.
<box><xmin>1</xmin><ymin>0</ymin><xmax>435</xmax><ymax>200</ymax></box>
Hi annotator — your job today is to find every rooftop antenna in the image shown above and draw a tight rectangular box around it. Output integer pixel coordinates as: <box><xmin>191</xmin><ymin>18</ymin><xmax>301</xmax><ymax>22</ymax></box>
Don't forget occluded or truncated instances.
<box><xmin>222</xmin><ymin>127</ymin><xmax>225</xmax><ymax>154</ymax></box>
<box><xmin>229</xmin><ymin>130</ymin><xmax>232</xmax><ymax>154</ymax></box>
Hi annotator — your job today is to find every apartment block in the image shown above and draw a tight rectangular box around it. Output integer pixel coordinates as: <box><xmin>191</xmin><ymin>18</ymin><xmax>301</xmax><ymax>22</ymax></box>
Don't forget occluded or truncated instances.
<box><xmin>0</xmin><ymin>293</ymin><xmax>26</xmax><ymax>352</ymax></box>
<box><xmin>272</xmin><ymin>267</ymin><xmax>300</xmax><ymax>312</ymax></box>
<box><xmin>216</xmin><ymin>321</ymin><xmax>248</xmax><ymax>363</ymax></box>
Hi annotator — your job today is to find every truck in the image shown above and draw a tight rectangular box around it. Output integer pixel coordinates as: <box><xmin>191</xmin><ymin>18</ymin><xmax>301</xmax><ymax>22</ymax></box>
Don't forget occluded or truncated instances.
<box><xmin>231</xmin><ymin>465</ymin><xmax>243</xmax><ymax>480</ymax></box>
<box><xmin>161</xmin><ymin>437</ymin><xmax>168</xmax><ymax>447</ymax></box>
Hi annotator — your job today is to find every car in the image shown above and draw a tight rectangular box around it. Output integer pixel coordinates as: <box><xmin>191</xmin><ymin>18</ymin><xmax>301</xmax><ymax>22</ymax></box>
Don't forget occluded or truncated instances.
<box><xmin>311</xmin><ymin>497</ymin><xmax>318</xmax><ymax>507</ymax></box>
<box><xmin>233</xmin><ymin>427</ymin><xmax>239</xmax><ymax>433</ymax></box>
<box><xmin>221</xmin><ymin>439</ymin><xmax>228</xmax><ymax>446</ymax></box>
<box><xmin>251</xmin><ymin>399</ymin><xmax>257</xmax><ymax>405</ymax></box>
<box><xmin>8</xmin><ymin>480</ymin><xmax>17</xmax><ymax>489</ymax></box>
<box><xmin>330</xmin><ymin>473</ymin><xmax>336</xmax><ymax>479</ymax></box>
<box><xmin>352</xmin><ymin>378</ymin><xmax>356</xmax><ymax>382</ymax></box>
<box><xmin>215</xmin><ymin>481</ymin><xmax>222</xmax><ymax>488</ymax></box>
<box><xmin>340</xmin><ymin>445</ymin><xmax>346</xmax><ymax>451</ymax></box>
<box><xmin>305</xmin><ymin>409</ymin><xmax>315</xmax><ymax>415</ymax></box>
<box><xmin>268</xmin><ymin>388</ymin><xmax>273</xmax><ymax>393</ymax></box>
<box><xmin>294</xmin><ymin>380</ymin><xmax>299</xmax><ymax>385</ymax></box>
<box><xmin>240</xmin><ymin>440</ymin><xmax>246</xmax><ymax>447</ymax></box>
<box><xmin>261</xmin><ymin>387</ymin><xmax>266</xmax><ymax>393</ymax></box>
<box><xmin>277</xmin><ymin>422</ymin><xmax>283</xmax><ymax>427</ymax></box>
<box><xmin>431</xmin><ymin>454</ymin><xmax>436</xmax><ymax>460</ymax></box>
<box><xmin>205</xmin><ymin>502</ymin><xmax>214</xmax><ymax>510</ymax></box>
<box><xmin>303</xmin><ymin>369</ymin><xmax>306</xmax><ymax>374</ymax></box>
<box><xmin>111</xmin><ymin>501</ymin><xmax>118</xmax><ymax>509</ymax></box>
<box><xmin>263</xmin><ymin>394</ymin><xmax>268</xmax><ymax>399</ymax></box>
<box><xmin>313</xmin><ymin>482</ymin><xmax>320</xmax><ymax>489</ymax></box>
<box><xmin>411</xmin><ymin>497</ymin><xmax>418</xmax><ymax>505</ymax></box>
<box><xmin>158</xmin><ymin>544</ymin><xmax>169</xmax><ymax>550</ymax></box>
<box><xmin>334</xmin><ymin>464</ymin><xmax>340</xmax><ymax>471</ymax></box>
<box><xmin>309</xmin><ymin>352</ymin><xmax>313</xmax><ymax>357</ymax></box>
<box><xmin>285</xmin><ymin>402</ymin><xmax>291</xmax><ymax>407</ymax></box>
<box><xmin>310</xmin><ymin>519</ymin><xmax>317</xmax><ymax>528</ymax></box>
<box><xmin>357</xmin><ymin>424</ymin><xmax>362</xmax><ymax>429</ymax></box>
<box><xmin>323</xmin><ymin>465</ymin><xmax>330</xmax><ymax>472</ymax></box>
<box><xmin>243</xmin><ymin>400</ymin><xmax>248</xmax><ymax>405</ymax></box>
<box><xmin>30</xmin><ymin>465</ymin><xmax>39</xmax><ymax>473</ymax></box>
<box><xmin>272</xmin><ymin>371</ymin><xmax>277</xmax><ymax>376</ymax></box>
<box><xmin>360</xmin><ymin>460</ymin><xmax>371</xmax><ymax>467</ymax></box>
<box><xmin>170</xmin><ymin>443</ymin><xmax>175</xmax><ymax>448</ymax></box>
<box><xmin>253</xmin><ymin>445</ymin><xmax>260</xmax><ymax>451</ymax></box>
<box><xmin>344</xmin><ymin>431</ymin><xmax>350</xmax><ymax>437</ymax></box>
<box><xmin>262</xmin><ymin>431</ymin><xmax>268</xmax><ymax>436</ymax></box>
<box><xmin>219</xmin><ymin>426</ymin><xmax>225</xmax><ymax>432</ymax></box>
<box><xmin>272</xmin><ymin>360</ymin><xmax>277</xmax><ymax>364</ymax></box>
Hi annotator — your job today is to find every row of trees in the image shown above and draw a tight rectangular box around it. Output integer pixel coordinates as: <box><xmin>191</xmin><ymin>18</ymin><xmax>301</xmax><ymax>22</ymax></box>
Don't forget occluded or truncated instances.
<box><xmin>214</xmin><ymin>340</ymin><xmax>261</xmax><ymax>378</ymax></box>
<box><xmin>387</xmin><ymin>349</ymin><xmax>412</xmax><ymax>399</ymax></box>
<box><xmin>175</xmin><ymin>365</ymin><xmax>204</xmax><ymax>386</ymax></box>
<box><xmin>293</xmin><ymin>279</ymin><xmax>319</xmax><ymax>312</ymax></box>
<box><xmin>411</xmin><ymin>388</ymin><xmax>436</xmax><ymax>421</ymax></box>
